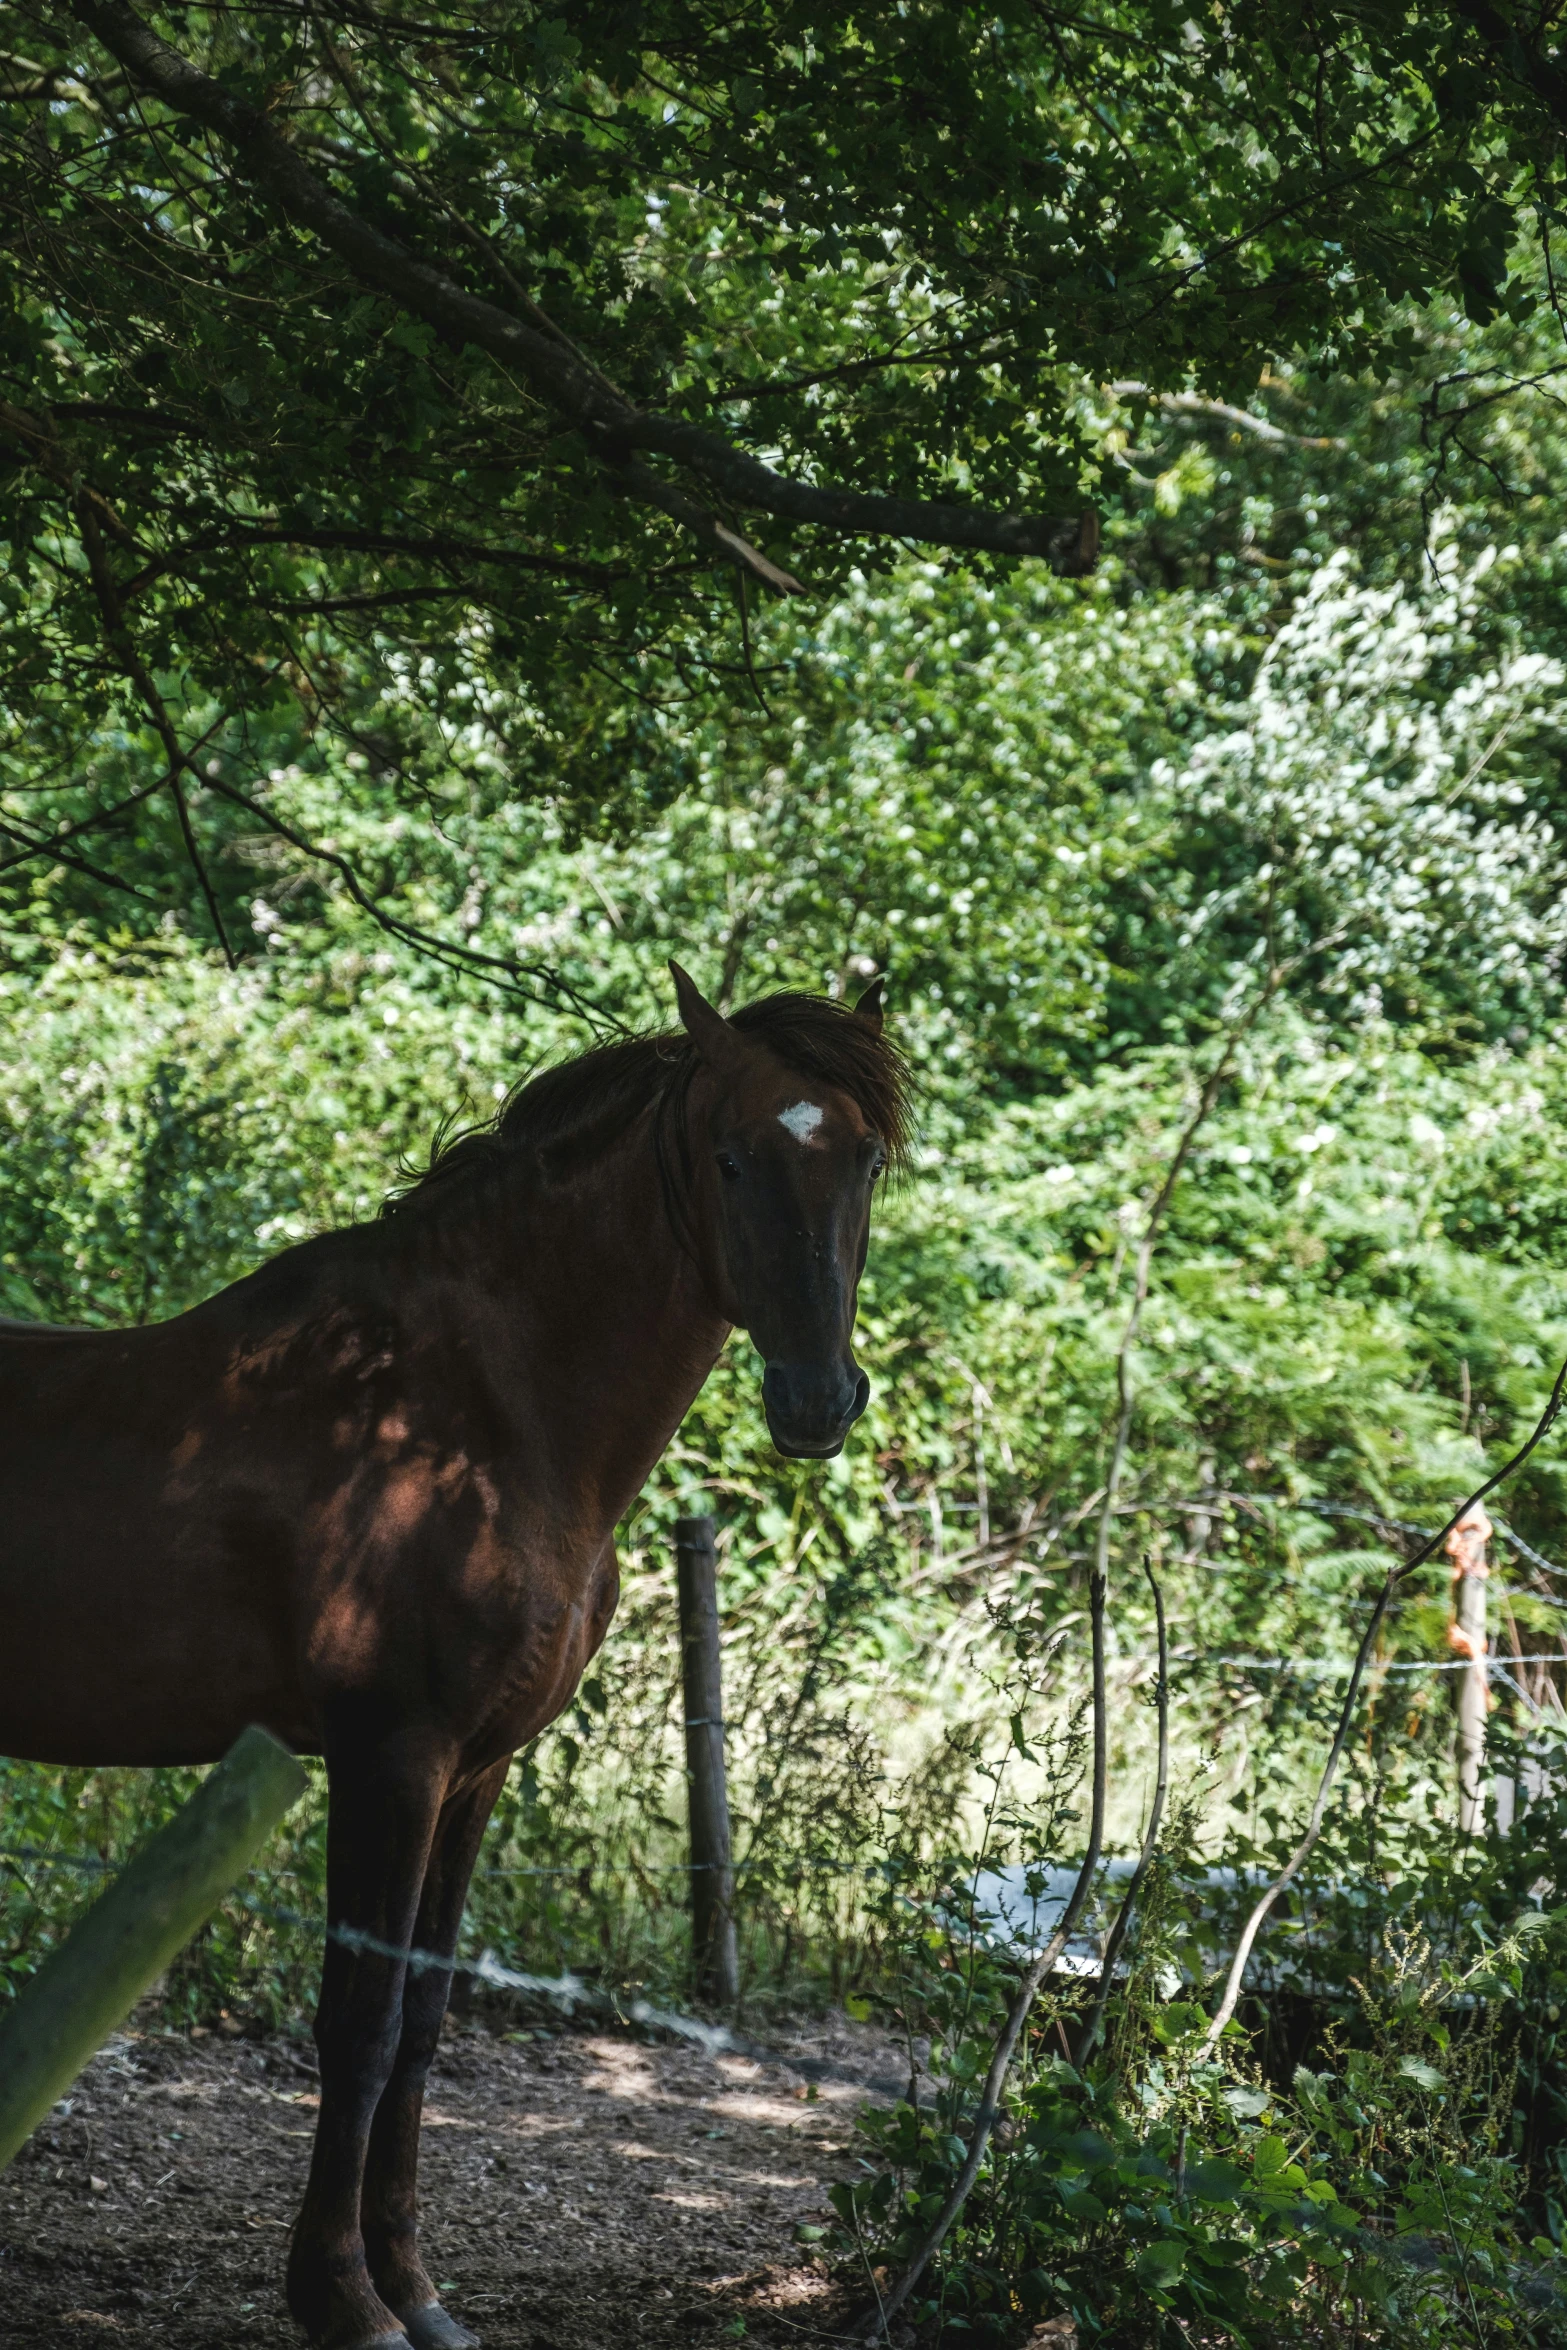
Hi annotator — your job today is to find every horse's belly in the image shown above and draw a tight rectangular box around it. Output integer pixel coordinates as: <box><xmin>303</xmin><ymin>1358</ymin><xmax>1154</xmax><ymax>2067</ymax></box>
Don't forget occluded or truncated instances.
<box><xmin>0</xmin><ymin>1592</ymin><xmax>309</xmax><ymax>1767</ymax></box>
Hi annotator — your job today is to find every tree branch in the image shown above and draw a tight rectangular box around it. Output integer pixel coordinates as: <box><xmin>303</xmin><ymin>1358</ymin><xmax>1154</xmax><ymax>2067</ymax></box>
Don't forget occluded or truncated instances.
<box><xmin>0</xmin><ymin>814</ymin><xmax>154</xmax><ymax>900</ymax></box>
<box><xmin>71</xmin><ymin>487</ymin><xmax>238</xmax><ymax>962</ymax></box>
<box><xmin>1</xmin><ymin>398</ymin><xmax>139</xmax><ymax>544</ymax></box>
<box><xmin>0</xmin><ymin>46</ymin><xmax>127</xmax><ymax>101</ymax></box>
<box><xmin>0</xmin><ymin>721</ymin><xmax>225</xmax><ymax>882</ymax></box>
<box><xmin>191</xmin><ymin>765</ymin><xmax>622</xmax><ymax>1029</ymax></box>
<box><xmin>64</xmin><ymin>0</ymin><xmax>1097</xmax><ymax>580</ymax></box>
<box><xmin>1201</xmin><ymin>1350</ymin><xmax>1567</xmax><ymax>2051</ymax></box>
<box><xmin>60</xmin><ymin>484</ymin><xmax>605</xmax><ymax>1012</ymax></box>
<box><xmin>1449</xmin><ymin>0</ymin><xmax>1567</xmax><ymax>133</ymax></box>
<box><xmin>167</xmin><ymin>765</ymin><xmax>236</xmax><ymax>966</ymax></box>
<box><xmin>1076</xmin><ymin>1556</ymin><xmax>1168</xmax><ymax>2065</ymax></box>
<box><xmin>117</xmin><ymin>523</ymin><xmax>642</xmax><ymax>605</ymax></box>
<box><xmin>1109</xmin><ymin>382</ymin><xmax>1345</xmax><ymax>448</ymax></box>
<box><xmin>866</xmin><ymin>1554</ymin><xmax>1110</xmax><ymax>2337</ymax></box>
<box><xmin>46</xmin><ymin>400</ymin><xmax>191</xmax><ymax>433</ymax></box>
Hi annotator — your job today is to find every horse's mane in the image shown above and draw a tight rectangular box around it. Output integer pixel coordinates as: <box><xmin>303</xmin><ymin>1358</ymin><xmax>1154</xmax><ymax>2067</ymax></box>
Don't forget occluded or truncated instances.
<box><xmin>384</xmin><ymin>991</ymin><xmax>913</xmax><ymax>1218</ymax></box>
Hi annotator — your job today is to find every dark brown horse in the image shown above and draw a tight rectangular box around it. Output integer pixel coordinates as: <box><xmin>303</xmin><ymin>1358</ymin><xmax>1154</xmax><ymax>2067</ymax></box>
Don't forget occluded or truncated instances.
<box><xmin>0</xmin><ymin>966</ymin><xmax>909</xmax><ymax>2350</ymax></box>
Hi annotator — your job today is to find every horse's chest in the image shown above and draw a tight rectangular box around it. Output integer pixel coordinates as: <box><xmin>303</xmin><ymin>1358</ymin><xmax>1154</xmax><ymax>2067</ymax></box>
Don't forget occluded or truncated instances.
<box><xmin>444</xmin><ymin>1542</ymin><xmax>621</xmax><ymax>1761</ymax></box>
<box><xmin>303</xmin><ymin>1479</ymin><xmax>617</xmax><ymax>1745</ymax></box>
<box><xmin>295</xmin><ymin>1395</ymin><xmax>622</xmax><ymax>1745</ymax></box>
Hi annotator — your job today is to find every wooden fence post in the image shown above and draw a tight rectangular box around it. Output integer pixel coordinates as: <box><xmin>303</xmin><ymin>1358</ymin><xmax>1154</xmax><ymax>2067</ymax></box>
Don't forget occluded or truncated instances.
<box><xmin>1446</xmin><ymin>1503</ymin><xmax>1493</xmax><ymax>1836</ymax></box>
<box><xmin>675</xmin><ymin>1514</ymin><xmax>739</xmax><ymax>2007</ymax></box>
<box><xmin>0</xmin><ymin>1725</ymin><xmax>308</xmax><ymax>2169</ymax></box>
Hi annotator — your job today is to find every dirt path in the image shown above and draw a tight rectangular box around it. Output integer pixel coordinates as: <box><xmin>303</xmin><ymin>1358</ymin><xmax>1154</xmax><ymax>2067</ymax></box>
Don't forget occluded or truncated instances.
<box><xmin>0</xmin><ymin>2016</ymin><xmax>908</xmax><ymax>2348</ymax></box>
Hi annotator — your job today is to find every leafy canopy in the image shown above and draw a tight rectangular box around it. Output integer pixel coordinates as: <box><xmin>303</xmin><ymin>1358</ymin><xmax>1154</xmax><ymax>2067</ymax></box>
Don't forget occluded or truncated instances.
<box><xmin>8</xmin><ymin>0</ymin><xmax>1567</xmax><ymax>953</ymax></box>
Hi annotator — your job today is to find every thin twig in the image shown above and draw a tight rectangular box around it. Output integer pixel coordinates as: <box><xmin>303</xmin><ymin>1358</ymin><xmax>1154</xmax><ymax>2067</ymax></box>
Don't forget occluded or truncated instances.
<box><xmin>1429</xmin><ymin>2120</ymin><xmax>1488</xmax><ymax>2350</ymax></box>
<box><xmin>58</xmin><ymin>491</ymin><xmax>615</xmax><ymax>1023</ymax></box>
<box><xmin>69</xmin><ymin>486</ymin><xmax>236</xmax><ymax>962</ymax></box>
<box><xmin>1077</xmin><ymin>1557</ymin><xmax>1168</xmax><ymax>2064</ymax></box>
<box><xmin>167</xmin><ymin>767</ymin><xmax>235</xmax><ymax>967</ymax></box>
<box><xmin>865</xmin><ymin>1563</ymin><xmax>1109</xmax><ymax>2338</ymax></box>
<box><xmin>869</xmin><ymin>982</ymin><xmax>1290</xmax><ymax>2335</ymax></box>
<box><xmin>0</xmin><ymin>718</ymin><xmax>225</xmax><ymax>882</ymax></box>
<box><xmin>0</xmin><ymin>815</ymin><xmax>153</xmax><ymax>901</ymax></box>
<box><xmin>195</xmin><ymin>767</ymin><xmax>619</xmax><ymax>1028</ymax></box>
<box><xmin>1087</xmin><ymin>972</ymin><xmax>1280</xmax><ymax>1624</ymax></box>
<box><xmin>736</xmin><ymin>566</ymin><xmax>772</xmax><ymax>716</ymax></box>
<box><xmin>1201</xmin><ymin>1352</ymin><xmax>1567</xmax><ymax>2050</ymax></box>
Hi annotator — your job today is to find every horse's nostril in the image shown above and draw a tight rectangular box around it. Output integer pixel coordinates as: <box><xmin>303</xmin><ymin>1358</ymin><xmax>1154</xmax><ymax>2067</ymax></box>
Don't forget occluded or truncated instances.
<box><xmin>763</xmin><ymin>1361</ymin><xmax>868</xmax><ymax>1451</ymax></box>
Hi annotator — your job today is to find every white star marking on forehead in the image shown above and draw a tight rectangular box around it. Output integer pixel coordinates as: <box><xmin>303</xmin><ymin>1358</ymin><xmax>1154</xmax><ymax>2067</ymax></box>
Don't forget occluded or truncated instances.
<box><xmin>778</xmin><ymin>1100</ymin><xmax>824</xmax><ymax>1144</ymax></box>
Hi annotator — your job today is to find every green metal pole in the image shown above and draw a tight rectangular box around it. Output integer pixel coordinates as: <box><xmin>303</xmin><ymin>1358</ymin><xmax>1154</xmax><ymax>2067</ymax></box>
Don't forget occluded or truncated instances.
<box><xmin>0</xmin><ymin>1724</ymin><xmax>309</xmax><ymax>2168</ymax></box>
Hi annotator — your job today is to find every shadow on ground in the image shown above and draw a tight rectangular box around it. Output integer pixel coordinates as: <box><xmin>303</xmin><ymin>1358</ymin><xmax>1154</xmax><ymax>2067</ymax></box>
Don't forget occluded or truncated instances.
<box><xmin>0</xmin><ymin>2014</ymin><xmax>910</xmax><ymax>2346</ymax></box>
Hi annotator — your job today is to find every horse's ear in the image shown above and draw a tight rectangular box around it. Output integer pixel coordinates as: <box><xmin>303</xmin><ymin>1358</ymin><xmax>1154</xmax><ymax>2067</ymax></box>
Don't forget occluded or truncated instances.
<box><xmin>854</xmin><ymin>977</ymin><xmax>885</xmax><ymax>1035</ymax></box>
<box><xmin>670</xmin><ymin>961</ymin><xmax>746</xmax><ymax>1073</ymax></box>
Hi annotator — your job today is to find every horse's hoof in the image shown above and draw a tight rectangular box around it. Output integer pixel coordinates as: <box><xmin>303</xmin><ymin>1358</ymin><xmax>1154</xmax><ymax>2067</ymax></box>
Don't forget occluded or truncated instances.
<box><xmin>400</xmin><ymin>2306</ymin><xmax>479</xmax><ymax>2350</ymax></box>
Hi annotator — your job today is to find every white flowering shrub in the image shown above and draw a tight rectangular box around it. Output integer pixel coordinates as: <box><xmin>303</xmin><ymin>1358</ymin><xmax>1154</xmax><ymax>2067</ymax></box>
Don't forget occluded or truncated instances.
<box><xmin>1163</xmin><ymin>530</ymin><xmax>1567</xmax><ymax>1018</ymax></box>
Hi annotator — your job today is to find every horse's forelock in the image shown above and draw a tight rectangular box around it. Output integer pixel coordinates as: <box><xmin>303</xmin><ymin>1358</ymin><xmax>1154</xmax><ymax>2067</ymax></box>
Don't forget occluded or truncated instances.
<box><xmin>386</xmin><ymin>986</ymin><xmax>913</xmax><ymax>1215</ymax></box>
<box><xmin>726</xmin><ymin>992</ymin><xmax>914</xmax><ymax>1171</ymax></box>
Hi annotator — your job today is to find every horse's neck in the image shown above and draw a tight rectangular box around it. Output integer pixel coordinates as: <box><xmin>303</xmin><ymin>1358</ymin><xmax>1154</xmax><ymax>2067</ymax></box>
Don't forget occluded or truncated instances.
<box><xmin>398</xmin><ymin>1112</ymin><xmax>728</xmax><ymax>1524</ymax></box>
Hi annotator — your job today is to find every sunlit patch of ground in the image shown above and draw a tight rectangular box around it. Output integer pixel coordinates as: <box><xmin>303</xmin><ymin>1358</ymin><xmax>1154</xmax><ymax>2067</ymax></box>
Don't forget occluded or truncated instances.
<box><xmin>0</xmin><ymin>2014</ymin><xmax>911</xmax><ymax>2346</ymax></box>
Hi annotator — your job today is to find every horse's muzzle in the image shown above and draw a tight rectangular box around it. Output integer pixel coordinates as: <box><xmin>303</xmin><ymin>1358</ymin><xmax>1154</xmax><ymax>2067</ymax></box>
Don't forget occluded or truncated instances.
<box><xmin>762</xmin><ymin>1361</ymin><xmax>870</xmax><ymax>1459</ymax></box>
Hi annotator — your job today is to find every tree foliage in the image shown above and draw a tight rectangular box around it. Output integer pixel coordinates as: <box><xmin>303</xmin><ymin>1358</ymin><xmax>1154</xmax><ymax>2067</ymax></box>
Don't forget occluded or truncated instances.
<box><xmin>11</xmin><ymin>1</ymin><xmax>1567</xmax><ymax>929</ymax></box>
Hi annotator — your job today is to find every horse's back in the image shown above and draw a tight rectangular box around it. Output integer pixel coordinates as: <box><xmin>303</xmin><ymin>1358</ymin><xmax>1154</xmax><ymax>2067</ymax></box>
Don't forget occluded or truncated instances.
<box><xmin>0</xmin><ymin>1311</ymin><xmax>159</xmax><ymax>1403</ymax></box>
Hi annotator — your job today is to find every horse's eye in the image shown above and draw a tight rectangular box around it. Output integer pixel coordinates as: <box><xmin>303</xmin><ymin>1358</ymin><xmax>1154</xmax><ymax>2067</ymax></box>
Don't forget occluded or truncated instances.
<box><xmin>869</xmin><ymin>1153</ymin><xmax>887</xmax><ymax>1182</ymax></box>
<box><xmin>716</xmin><ymin>1152</ymin><xmax>742</xmax><ymax>1182</ymax></box>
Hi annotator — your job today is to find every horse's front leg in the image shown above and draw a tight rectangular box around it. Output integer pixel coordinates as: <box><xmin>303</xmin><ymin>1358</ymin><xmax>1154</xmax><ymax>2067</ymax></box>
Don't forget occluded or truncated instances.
<box><xmin>361</xmin><ymin>1758</ymin><xmax>509</xmax><ymax>2350</ymax></box>
<box><xmin>287</xmin><ymin>1727</ymin><xmax>449</xmax><ymax>2350</ymax></box>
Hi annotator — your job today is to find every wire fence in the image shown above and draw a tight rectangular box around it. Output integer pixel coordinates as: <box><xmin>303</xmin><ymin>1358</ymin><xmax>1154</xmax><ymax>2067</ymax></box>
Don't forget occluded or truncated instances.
<box><xmin>4</xmin><ymin>1588</ymin><xmax>1563</xmax><ymax>1910</ymax></box>
<box><xmin>1127</xmin><ymin>1492</ymin><xmax>1567</xmax><ymax>1579</ymax></box>
<box><xmin>0</xmin><ymin>1846</ymin><xmax>892</xmax><ymax>2072</ymax></box>
<box><xmin>4</xmin><ymin>1629</ymin><xmax>1561</xmax><ymax>1931</ymax></box>
<box><xmin>5</xmin><ymin>1488</ymin><xmax>1565</xmax><ymax>2044</ymax></box>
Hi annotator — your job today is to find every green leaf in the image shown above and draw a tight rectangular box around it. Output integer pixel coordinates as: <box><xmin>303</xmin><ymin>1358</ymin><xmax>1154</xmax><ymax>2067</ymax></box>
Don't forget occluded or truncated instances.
<box><xmin>1185</xmin><ymin>2158</ymin><xmax>1247</xmax><ymax>2205</ymax></box>
<box><xmin>1152</xmin><ymin>2002</ymin><xmax>1207</xmax><ymax>2044</ymax></box>
<box><xmin>1135</xmin><ymin>2240</ymin><xmax>1187</xmax><ymax>2286</ymax></box>
<box><xmin>1223</xmin><ymin>2088</ymin><xmax>1270</xmax><ymax>2120</ymax></box>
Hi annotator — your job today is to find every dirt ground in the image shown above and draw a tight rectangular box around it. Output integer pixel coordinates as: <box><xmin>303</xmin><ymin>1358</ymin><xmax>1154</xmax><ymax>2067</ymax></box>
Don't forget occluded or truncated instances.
<box><xmin>0</xmin><ymin>2013</ymin><xmax>915</xmax><ymax>2349</ymax></box>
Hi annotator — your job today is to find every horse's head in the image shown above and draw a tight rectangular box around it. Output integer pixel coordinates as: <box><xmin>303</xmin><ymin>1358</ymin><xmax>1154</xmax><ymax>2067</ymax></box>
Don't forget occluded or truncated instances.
<box><xmin>671</xmin><ymin>963</ymin><xmax>907</xmax><ymax>1460</ymax></box>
